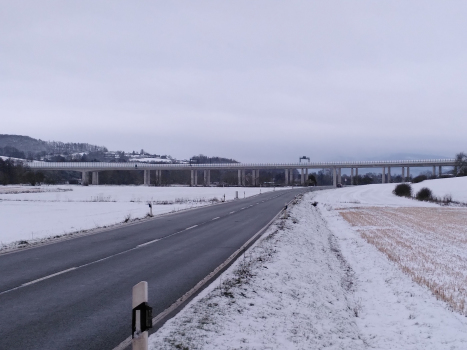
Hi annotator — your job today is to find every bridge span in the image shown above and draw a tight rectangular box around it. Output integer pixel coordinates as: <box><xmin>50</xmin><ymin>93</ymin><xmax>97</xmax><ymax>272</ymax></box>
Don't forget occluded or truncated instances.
<box><xmin>27</xmin><ymin>159</ymin><xmax>455</xmax><ymax>187</ymax></box>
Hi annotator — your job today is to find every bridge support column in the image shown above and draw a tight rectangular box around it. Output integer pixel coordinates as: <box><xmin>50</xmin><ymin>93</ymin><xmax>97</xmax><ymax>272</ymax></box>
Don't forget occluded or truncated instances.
<box><xmin>402</xmin><ymin>167</ymin><xmax>405</xmax><ymax>182</ymax></box>
<box><xmin>82</xmin><ymin>171</ymin><xmax>89</xmax><ymax>185</ymax></box>
<box><xmin>439</xmin><ymin>165</ymin><xmax>442</xmax><ymax>177</ymax></box>
<box><xmin>238</xmin><ymin>170</ymin><xmax>242</xmax><ymax>186</ymax></box>
<box><xmin>432</xmin><ymin>166</ymin><xmax>436</xmax><ymax>178</ymax></box>
<box><xmin>143</xmin><ymin>170</ymin><xmax>151</xmax><ymax>186</ymax></box>
<box><xmin>290</xmin><ymin>169</ymin><xmax>294</xmax><ymax>185</ymax></box>
<box><xmin>157</xmin><ymin>170</ymin><xmax>162</xmax><ymax>185</ymax></box>
<box><xmin>351</xmin><ymin>168</ymin><xmax>354</xmax><ymax>185</ymax></box>
<box><xmin>92</xmin><ymin>171</ymin><xmax>99</xmax><ymax>185</ymax></box>
<box><xmin>285</xmin><ymin>169</ymin><xmax>289</xmax><ymax>186</ymax></box>
<box><xmin>257</xmin><ymin>169</ymin><xmax>260</xmax><ymax>186</ymax></box>
<box><xmin>388</xmin><ymin>167</ymin><xmax>391</xmax><ymax>183</ymax></box>
<box><xmin>300</xmin><ymin>169</ymin><xmax>304</xmax><ymax>185</ymax></box>
<box><xmin>191</xmin><ymin>170</ymin><xmax>195</xmax><ymax>186</ymax></box>
<box><xmin>382</xmin><ymin>167</ymin><xmax>386</xmax><ymax>183</ymax></box>
<box><xmin>252</xmin><ymin>170</ymin><xmax>258</xmax><ymax>186</ymax></box>
<box><xmin>194</xmin><ymin>170</ymin><xmax>197</xmax><ymax>186</ymax></box>
<box><xmin>204</xmin><ymin>170</ymin><xmax>210</xmax><ymax>186</ymax></box>
<box><xmin>338</xmin><ymin>168</ymin><xmax>341</xmax><ymax>185</ymax></box>
<box><xmin>407</xmin><ymin>167</ymin><xmax>410</xmax><ymax>181</ymax></box>
<box><xmin>355</xmin><ymin>168</ymin><xmax>358</xmax><ymax>185</ymax></box>
<box><xmin>333</xmin><ymin>168</ymin><xmax>337</xmax><ymax>187</ymax></box>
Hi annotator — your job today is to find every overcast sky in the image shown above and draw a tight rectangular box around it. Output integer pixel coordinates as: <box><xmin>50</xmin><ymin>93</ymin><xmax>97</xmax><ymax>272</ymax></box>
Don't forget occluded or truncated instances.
<box><xmin>1</xmin><ymin>1</ymin><xmax>466</xmax><ymax>162</ymax></box>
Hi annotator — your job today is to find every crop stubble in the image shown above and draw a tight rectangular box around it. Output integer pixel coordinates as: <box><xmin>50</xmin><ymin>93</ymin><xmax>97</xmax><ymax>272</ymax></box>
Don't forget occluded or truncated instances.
<box><xmin>339</xmin><ymin>207</ymin><xmax>467</xmax><ymax>315</ymax></box>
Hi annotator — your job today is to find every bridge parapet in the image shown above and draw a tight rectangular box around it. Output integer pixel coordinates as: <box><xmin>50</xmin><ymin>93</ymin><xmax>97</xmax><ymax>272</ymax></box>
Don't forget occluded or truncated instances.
<box><xmin>26</xmin><ymin>158</ymin><xmax>456</xmax><ymax>171</ymax></box>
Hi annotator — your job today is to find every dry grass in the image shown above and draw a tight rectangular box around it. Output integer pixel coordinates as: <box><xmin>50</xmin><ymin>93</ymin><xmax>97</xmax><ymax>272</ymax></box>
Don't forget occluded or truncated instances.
<box><xmin>339</xmin><ymin>207</ymin><xmax>467</xmax><ymax>315</ymax></box>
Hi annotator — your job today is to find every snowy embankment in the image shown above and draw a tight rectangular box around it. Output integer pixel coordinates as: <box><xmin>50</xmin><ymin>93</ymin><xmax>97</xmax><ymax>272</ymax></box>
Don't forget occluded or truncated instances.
<box><xmin>148</xmin><ymin>180</ymin><xmax>467</xmax><ymax>349</ymax></box>
<box><xmin>411</xmin><ymin>176</ymin><xmax>467</xmax><ymax>203</ymax></box>
<box><xmin>0</xmin><ymin>185</ymin><xmax>284</xmax><ymax>249</ymax></box>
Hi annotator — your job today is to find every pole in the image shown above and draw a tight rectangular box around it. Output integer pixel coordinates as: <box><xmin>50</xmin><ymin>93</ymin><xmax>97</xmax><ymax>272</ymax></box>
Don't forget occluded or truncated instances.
<box><xmin>132</xmin><ymin>282</ymin><xmax>149</xmax><ymax>350</ymax></box>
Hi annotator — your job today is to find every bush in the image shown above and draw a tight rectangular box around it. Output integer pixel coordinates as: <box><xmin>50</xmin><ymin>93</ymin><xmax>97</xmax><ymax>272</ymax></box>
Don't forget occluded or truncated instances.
<box><xmin>416</xmin><ymin>187</ymin><xmax>433</xmax><ymax>201</ymax></box>
<box><xmin>412</xmin><ymin>175</ymin><xmax>427</xmax><ymax>183</ymax></box>
<box><xmin>393</xmin><ymin>183</ymin><xmax>412</xmax><ymax>197</ymax></box>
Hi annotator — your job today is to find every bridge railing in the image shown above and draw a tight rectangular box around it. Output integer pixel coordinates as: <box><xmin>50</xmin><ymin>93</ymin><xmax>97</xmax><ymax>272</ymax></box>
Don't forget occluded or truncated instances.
<box><xmin>26</xmin><ymin>158</ymin><xmax>456</xmax><ymax>170</ymax></box>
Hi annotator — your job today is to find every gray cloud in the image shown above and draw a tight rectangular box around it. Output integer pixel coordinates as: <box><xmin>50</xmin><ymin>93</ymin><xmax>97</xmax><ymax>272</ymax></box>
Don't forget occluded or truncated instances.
<box><xmin>1</xmin><ymin>1</ymin><xmax>466</xmax><ymax>162</ymax></box>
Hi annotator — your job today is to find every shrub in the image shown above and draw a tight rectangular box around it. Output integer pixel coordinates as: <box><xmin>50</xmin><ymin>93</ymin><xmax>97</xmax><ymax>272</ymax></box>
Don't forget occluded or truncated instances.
<box><xmin>412</xmin><ymin>175</ymin><xmax>427</xmax><ymax>183</ymax></box>
<box><xmin>393</xmin><ymin>183</ymin><xmax>412</xmax><ymax>197</ymax></box>
<box><xmin>442</xmin><ymin>194</ymin><xmax>452</xmax><ymax>204</ymax></box>
<box><xmin>416</xmin><ymin>187</ymin><xmax>433</xmax><ymax>201</ymax></box>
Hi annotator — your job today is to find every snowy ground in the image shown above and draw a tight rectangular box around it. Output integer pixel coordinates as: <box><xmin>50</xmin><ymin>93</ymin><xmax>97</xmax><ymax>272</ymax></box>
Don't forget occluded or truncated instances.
<box><xmin>411</xmin><ymin>176</ymin><xmax>467</xmax><ymax>203</ymax></box>
<box><xmin>0</xmin><ymin>185</ymin><xmax>284</xmax><ymax>249</ymax></box>
<box><xmin>148</xmin><ymin>179</ymin><xmax>467</xmax><ymax>349</ymax></box>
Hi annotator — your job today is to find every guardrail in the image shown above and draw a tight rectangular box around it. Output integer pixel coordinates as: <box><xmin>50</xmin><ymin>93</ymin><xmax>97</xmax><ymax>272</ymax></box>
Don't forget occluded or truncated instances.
<box><xmin>25</xmin><ymin>159</ymin><xmax>456</xmax><ymax>171</ymax></box>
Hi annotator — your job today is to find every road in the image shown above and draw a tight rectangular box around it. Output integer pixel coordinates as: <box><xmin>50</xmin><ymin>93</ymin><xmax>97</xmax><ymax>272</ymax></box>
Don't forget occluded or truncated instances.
<box><xmin>0</xmin><ymin>188</ymin><xmax>309</xmax><ymax>350</ymax></box>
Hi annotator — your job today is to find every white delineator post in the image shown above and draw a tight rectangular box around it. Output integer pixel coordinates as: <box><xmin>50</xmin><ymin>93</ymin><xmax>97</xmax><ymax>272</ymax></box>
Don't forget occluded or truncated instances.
<box><xmin>133</xmin><ymin>282</ymin><xmax>149</xmax><ymax>350</ymax></box>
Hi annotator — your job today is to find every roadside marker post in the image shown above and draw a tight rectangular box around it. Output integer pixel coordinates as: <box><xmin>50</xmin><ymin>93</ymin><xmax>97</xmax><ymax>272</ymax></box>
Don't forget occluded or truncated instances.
<box><xmin>132</xmin><ymin>281</ymin><xmax>153</xmax><ymax>350</ymax></box>
<box><xmin>148</xmin><ymin>202</ymin><xmax>153</xmax><ymax>217</ymax></box>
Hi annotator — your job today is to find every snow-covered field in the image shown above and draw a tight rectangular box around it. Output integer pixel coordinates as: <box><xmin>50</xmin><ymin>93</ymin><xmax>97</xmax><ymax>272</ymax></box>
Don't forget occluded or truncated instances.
<box><xmin>148</xmin><ymin>178</ymin><xmax>467</xmax><ymax>349</ymax></box>
<box><xmin>0</xmin><ymin>185</ymin><xmax>283</xmax><ymax>248</ymax></box>
<box><xmin>411</xmin><ymin>176</ymin><xmax>467</xmax><ymax>203</ymax></box>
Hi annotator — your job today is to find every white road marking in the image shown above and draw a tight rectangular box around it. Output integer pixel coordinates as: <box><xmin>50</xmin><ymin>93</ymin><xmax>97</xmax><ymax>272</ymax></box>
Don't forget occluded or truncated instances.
<box><xmin>241</xmin><ymin>207</ymin><xmax>245</xmax><ymax>210</ymax></box>
<box><xmin>185</xmin><ymin>225</ymin><xmax>198</xmax><ymax>230</ymax></box>
<box><xmin>212</xmin><ymin>217</ymin><xmax>220</xmax><ymax>221</ymax></box>
<box><xmin>137</xmin><ymin>239</ymin><xmax>160</xmax><ymax>248</ymax></box>
<box><xmin>21</xmin><ymin>267</ymin><xmax>77</xmax><ymax>287</ymax></box>
<box><xmin>229</xmin><ymin>211</ymin><xmax>235</xmax><ymax>214</ymax></box>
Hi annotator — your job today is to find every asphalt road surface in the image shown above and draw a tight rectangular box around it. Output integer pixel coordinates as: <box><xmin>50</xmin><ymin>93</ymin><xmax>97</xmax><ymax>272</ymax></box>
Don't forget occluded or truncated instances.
<box><xmin>0</xmin><ymin>187</ymin><xmax>310</xmax><ymax>350</ymax></box>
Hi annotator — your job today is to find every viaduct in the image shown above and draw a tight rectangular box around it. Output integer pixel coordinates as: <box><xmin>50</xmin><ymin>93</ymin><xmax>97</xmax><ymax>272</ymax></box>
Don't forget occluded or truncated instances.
<box><xmin>27</xmin><ymin>159</ymin><xmax>456</xmax><ymax>187</ymax></box>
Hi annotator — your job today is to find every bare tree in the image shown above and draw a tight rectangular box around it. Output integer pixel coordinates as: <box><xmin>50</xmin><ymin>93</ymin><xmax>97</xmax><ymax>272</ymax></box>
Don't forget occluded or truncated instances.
<box><xmin>454</xmin><ymin>152</ymin><xmax>467</xmax><ymax>176</ymax></box>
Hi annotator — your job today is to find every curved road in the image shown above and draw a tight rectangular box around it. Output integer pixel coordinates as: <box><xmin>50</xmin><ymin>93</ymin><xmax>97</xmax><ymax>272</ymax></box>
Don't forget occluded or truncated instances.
<box><xmin>0</xmin><ymin>188</ymin><xmax>309</xmax><ymax>350</ymax></box>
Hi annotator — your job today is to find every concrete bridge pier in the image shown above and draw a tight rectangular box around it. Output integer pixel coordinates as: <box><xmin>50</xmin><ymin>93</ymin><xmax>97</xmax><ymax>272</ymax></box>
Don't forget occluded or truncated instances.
<box><xmin>333</xmin><ymin>168</ymin><xmax>337</xmax><ymax>187</ymax></box>
<box><xmin>382</xmin><ymin>167</ymin><xmax>385</xmax><ymax>183</ymax></box>
<box><xmin>204</xmin><ymin>170</ymin><xmax>210</xmax><ymax>186</ymax></box>
<box><xmin>351</xmin><ymin>168</ymin><xmax>354</xmax><ymax>185</ymax></box>
<box><xmin>338</xmin><ymin>168</ymin><xmax>341</xmax><ymax>185</ymax></box>
<box><xmin>92</xmin><ymin>171</ymin><xmax>99</xmax><ymax>185</ymax></box>
<box><xmin>252</xmin><ymin>169</ymin><xmax>259</xmax><ymax>186</ymax></box>
<box><xmin>439</xmin><ymin>165</ymin><xmax>442</xmax><ymax>177</ymax></box>
<box><xmin>355</xmin><ymin>168</ymin><xmax>358</xmax><ymax>184</ymax></box>
<box><xmin>407</xmin><ymin>167</ymin><xmax>410</xmax><ymax>181</ymax></box>
<box><xmin>402</xmin><ymin>167</ymin><xmax>405</xmax><ymax>182</ymax></box>
<box><xmin>290</xmin><ymin>169</ymin><xmax>294</xmax><ymax>185</ymax></box>
<box><xmin>432</xmin><ymin>166</ymin><xmax>436</xmax><ymax>178</ymax></box>
<box><xmin>300</xmin><ymin>168</ymin><xmax>305</xmax><ymax>185</ymax></box>
<box><xmin>285</xmin><ymin>169</ymin><xmax>289</xmax><ymax>186</ymax></box>
<box><xmin>242</xmin><ymin>170</ymin><xmax>245</xmax><ymax>186</ymax></box>
<box><xmin>154</xmin><ymin>170</ymin><xmax>161</xmax><ymax>185</ymax></box>
<box><xmin>238</xmin><ymin>170</ymin><xmax>242</xmax><ymax>186</ymax></box>
<box><xmin>194</xmin><ymin>170</ymin><xmax>198</xmax><ymax>186</ymax></box>
<box><xmin>143</xmin><ymin>170</ymin><xmax>151</xmax><ymax>186</ymax></box>
<box><xmin>81</xmin><ymin>171</ymin><xmax>89</xmax><ymax>185</ymax></box>
<box><xmin>191</xmin><ymin>170</ymin><xmax>195</xmax><ymax>186</ymax></box>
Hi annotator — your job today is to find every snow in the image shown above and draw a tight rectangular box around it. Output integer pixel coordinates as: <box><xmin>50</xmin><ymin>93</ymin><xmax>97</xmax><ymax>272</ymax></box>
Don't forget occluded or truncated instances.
<box><xmin>147</xmin><ymin>179</ymin><xmax>467</xmax><ymax>349</ymax></box>
<box><xmin>411</xmin><ymin>176</ymin><xmax>467</xmax><ymax>203</ymax></box>
<box><xmin>128</xmin><ymin>157</ymin><xmax>172</xmax><ymax>163</ymax></box>
<box><xmin>0</xmin><ymin>185</ymin><xmax>285</xmax><ymax>248</ymax></box>
<box><xmin>312</xmin><ymin>183</ymin><xmax>438</xmax><ymax>209</ymax></box>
